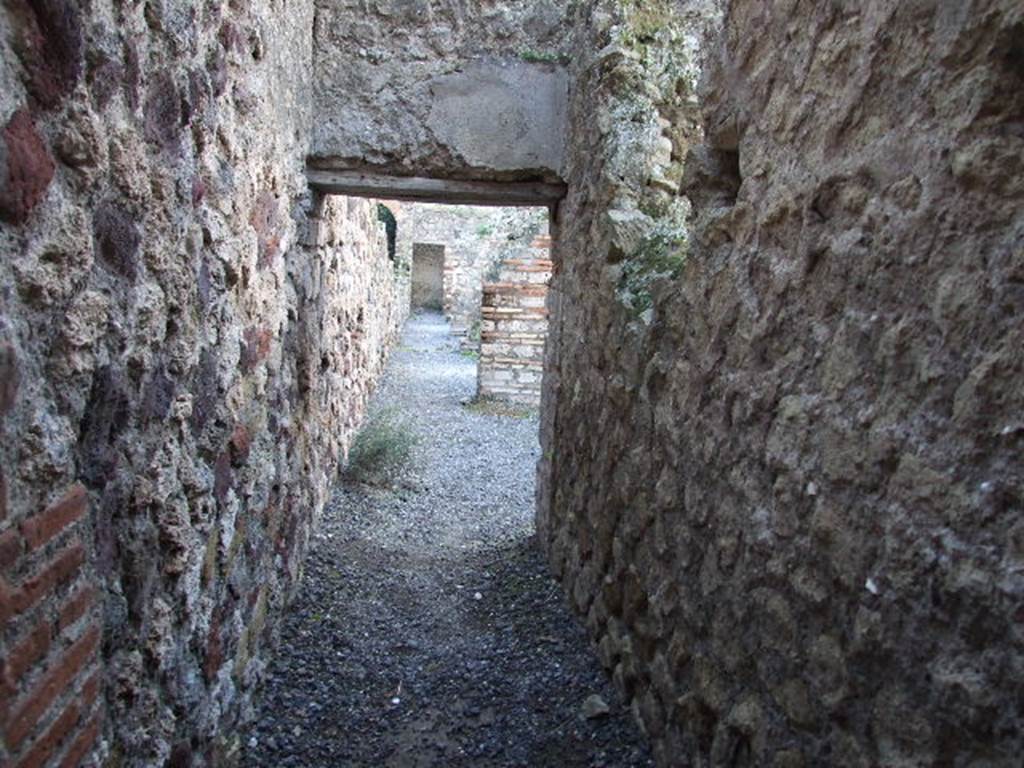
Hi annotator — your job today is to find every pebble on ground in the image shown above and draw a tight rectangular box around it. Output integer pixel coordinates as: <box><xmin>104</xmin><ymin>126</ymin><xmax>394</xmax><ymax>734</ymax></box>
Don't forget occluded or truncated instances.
<box><xmin>242</xmin><ymin>311</ymin><xmax>653</xmax><ymax>768</ymax></box>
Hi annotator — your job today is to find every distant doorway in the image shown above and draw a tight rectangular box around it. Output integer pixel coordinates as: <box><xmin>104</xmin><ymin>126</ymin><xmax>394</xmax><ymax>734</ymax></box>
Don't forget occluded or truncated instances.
<box><xmin>411</xmin><ymin>243</ymin><xmax>445</xmax><ymax>310</ymax></box>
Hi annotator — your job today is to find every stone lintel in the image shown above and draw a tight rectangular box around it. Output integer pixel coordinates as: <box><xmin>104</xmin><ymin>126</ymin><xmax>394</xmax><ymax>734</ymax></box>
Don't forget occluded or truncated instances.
<box><xmin>306</xmin><ymin>170</ymin><xmax>567</xmax><ymax>207</ymax></box>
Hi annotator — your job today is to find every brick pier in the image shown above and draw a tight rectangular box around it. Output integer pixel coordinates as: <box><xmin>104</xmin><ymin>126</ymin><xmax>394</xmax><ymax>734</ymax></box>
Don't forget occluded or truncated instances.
<box><xmin>477</xmin><ymin>235</ymin><xmax>552</xmax><ymax>406</ymax></box>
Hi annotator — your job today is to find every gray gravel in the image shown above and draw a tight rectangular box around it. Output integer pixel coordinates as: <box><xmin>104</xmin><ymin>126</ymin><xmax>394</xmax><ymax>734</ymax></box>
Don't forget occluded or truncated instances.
<box><xmin>242</xmin><ymin>311</ymin><xmax>653</xmax><ymax>768</ymax></box>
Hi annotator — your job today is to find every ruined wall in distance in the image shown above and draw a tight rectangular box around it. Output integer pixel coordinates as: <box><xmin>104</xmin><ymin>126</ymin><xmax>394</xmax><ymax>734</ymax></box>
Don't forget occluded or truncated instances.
<box><xmin>394</xmin><ymin>203</ymin><xmax>547</xmax><ymax>338</ymax></box>
<box><xmin>542</xmin><ymin>0</ymin><xmax>1024</xmax><ymax>765</ymax></box>
<box><xmin>411</xmin><ymin>243</ymin><xmax>445</xmax><ymax>310</ymax></box>
<box><xmin>0</xmin><ymin>1</ymin><xmax>405</xmax><ymax>764</ymax></box>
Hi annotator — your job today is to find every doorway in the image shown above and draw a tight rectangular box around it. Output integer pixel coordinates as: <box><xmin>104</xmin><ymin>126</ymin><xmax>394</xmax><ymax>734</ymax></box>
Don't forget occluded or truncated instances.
<box><xmin>411</xmin><ymin>243</ymin><xmax>445</xmax><ymax>310</ymax></box>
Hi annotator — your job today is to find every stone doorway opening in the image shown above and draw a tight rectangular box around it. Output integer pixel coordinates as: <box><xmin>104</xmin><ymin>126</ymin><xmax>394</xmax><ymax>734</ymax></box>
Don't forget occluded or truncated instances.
<box><xmin>242</xmin><ymin>301</ymin><xmax>650</xmax><ymax>767</ymax></box>
<box><xmin>241</xmin><ymin>184</ymin><xmax>653</xmax><ymax>766</ymax></box>
<box><xmin>378</xmin><ymin>196</ymin><xmax>554</xmax><ymax>407</ymax></box>
<box><xmin>411</xmin><ymin>243</ymin><xmax>446</xmax><ymax>311</ymax></box>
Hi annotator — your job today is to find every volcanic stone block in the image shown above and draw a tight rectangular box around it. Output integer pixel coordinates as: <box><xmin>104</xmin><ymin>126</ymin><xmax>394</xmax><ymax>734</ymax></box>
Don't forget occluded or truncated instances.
<box><xmin>0</xmin><ymin>108</ymin><xmax>55</xmax><ymax>224</ymax></box>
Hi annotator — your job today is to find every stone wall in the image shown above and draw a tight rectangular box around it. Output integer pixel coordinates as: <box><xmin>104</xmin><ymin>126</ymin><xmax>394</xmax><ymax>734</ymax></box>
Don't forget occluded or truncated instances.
<box><xmin>3</xmin><ymin>0</ymin><xmax>1022</xmax><ymax>765</ymax></box>
<box><xmin>0</xmin><ymin>1</ymin><xmax>405</xmax><ymax>765</ymax></box>
<box><xmin>393</xmin><ymin>203</ymin><xmax>547</xmax><ymax>337</ymax></box>
<box><xmin>311</xmin><ymin>0</ymin><xmax>571</xmax><ymax>181</ymax></box>
<box><xmin>478</xmin><ymin>236</ymin><xmax>552</xmax><ymax>406</ymax></box>
<box><xmin>541</xmin><ymin>1</ymin><xmax>1024</xmax><ymax>766</ymax></box>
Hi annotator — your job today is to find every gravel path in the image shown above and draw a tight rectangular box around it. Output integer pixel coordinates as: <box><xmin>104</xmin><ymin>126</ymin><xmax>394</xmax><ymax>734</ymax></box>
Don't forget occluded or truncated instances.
<box><xmin>242</xmin><ymin>311</ymin><xmax>653</xmax><ymax>768</ymax></box>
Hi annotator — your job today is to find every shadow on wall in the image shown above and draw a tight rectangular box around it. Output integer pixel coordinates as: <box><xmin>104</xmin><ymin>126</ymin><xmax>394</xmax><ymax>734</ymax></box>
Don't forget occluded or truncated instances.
<box><xmin>411</xmin><ymin>243</ymin><xmax>445</xmax><ymax>310</ymax></box>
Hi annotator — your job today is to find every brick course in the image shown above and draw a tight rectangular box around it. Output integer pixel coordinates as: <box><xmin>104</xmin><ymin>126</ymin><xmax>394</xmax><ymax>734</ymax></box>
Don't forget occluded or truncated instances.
<box><xmin>57</xmin><ymin>587</ymin><xmax>95</xmax><ymax>632</ymax></box>
<box><xmin>57</xmin><ymin>711</ymin><xmax>101</xmax><ymax>768</ymax></box>
<box><xmin>13</xmin><ymin>544</ymin><xmax>85</xmax><ymax>616</ymax></box>
<box><xmin>20</xmin><ymin>485</ymin><xmax>86</xmax><ymax>552</ymax></box>
<box><xmin>1</xmin><ymin>483</ymin><xmax>101</xmax><ymax>768</ymax></box>
<box><xmin>15</xmin><ymin>696</ymin><xmax>79</xmax><ymax>768</ymax></box>
<box><xmin>5</xmin><ymin>624</ymin><xmax>99</xmax><ymax>749</ymax></box>
<box><xmin>4</xmin><ymin>620</ymin><xmax>51</xmax><ymax>686</ymax></box>
<box><xmin>0</xmin><ymin>527</ymin><xmax>22</xmax><ymax>570</ymax></box>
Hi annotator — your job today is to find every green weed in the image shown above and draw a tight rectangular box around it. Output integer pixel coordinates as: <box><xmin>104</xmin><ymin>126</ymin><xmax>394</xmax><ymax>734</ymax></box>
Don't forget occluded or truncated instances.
<box><xmin>344</xmin><ymin>408</ymin><xmax>418</xmax><ymax>486</ymax></box>
<box><xmin>465</xmin><ymin>398</ymin><xmax>537</xmax><ymax>420</ymax></box>
<box><xmin>519</xmin><ymin>49</ymin><xmax>568</xmax><ymax>65</ymax></box>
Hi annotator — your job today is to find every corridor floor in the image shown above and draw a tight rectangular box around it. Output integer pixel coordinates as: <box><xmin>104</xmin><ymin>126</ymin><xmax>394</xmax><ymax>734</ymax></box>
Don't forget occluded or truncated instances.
<box><xmin>241</xmin><ymin>312</ymin><xmax>652</xmax><ymax>767</ymax></box>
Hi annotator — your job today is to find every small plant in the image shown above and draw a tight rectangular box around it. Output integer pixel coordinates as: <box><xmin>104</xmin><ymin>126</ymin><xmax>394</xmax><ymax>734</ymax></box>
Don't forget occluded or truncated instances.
<box><xmin>465</xmin><ymin>397</ymin><xmax>537</xmax><ymax>419</ymax></box>
<box><xmin>618</xmin><ymin>230</ymin><xmax>687</xmax><ymax>316</ymax></box>
<box><xmin>519</xmin><ymin>49</ymin><xmax>568</xmax><ymax>65</ymax></box>
<box><xmin>377</xmin><ymin>204</ymin><xmax>398</xmax><ymax>262</ymax></box>
<box><xmin>476</xmin><ymin>223</ymin><xmax>495</xmax><ymax>238</ymax></box>
<box><xmin>619</xmin><ymin>0</ymin><xmax>674</xmax><ymax>46</ymax></box>
<box><xmin>343</xmin><ymin>408</ymin><xmax>418</xmax><ymax>486</ymax></box>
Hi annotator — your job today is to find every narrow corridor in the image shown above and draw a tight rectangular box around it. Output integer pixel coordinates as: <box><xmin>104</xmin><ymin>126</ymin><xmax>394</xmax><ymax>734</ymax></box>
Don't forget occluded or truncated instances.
<box><xmin>242</xmin><ymin>312</ymin><xmax>652</xmax><ymax>767</ymax></box>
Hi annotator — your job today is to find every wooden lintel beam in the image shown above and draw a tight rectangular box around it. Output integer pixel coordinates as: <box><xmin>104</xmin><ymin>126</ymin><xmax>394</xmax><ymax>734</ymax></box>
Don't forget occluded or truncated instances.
<box><xmin>306</xmin><ymin>169</ymin><xmax>567</xmax><ymax>207</ymax></box>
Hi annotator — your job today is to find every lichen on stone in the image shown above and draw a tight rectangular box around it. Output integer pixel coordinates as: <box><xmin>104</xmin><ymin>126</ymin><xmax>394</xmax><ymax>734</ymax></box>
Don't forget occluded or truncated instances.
<box><xmin>616</xmin><ymin>221</ymin><xmax>688</xmax><ymax>316</ymax></box>
<box><xmin>592</xmin><ymin>0</ymin><xmax>702</xmax><ymax>318</ymax></box>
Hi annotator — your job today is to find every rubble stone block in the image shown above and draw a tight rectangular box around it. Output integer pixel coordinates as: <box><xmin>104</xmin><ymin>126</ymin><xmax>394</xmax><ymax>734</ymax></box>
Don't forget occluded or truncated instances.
<box><xmin>0</xmin><ymin>109</ymin><xmax>55</xmax><ymax>224</ymax></box>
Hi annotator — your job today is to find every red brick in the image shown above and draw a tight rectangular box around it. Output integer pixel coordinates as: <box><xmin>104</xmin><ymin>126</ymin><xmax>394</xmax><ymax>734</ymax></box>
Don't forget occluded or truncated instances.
<box><xmin>21</xmin><ymin>485</ymin><xmax>87</xmax><ymax>551</ymax></box>
<box><xmin>15</xmin><ymin>670</ymin><xmax>101</xmax><ymax>768</ymax></box>
<box><xmin>58</xmin><ymin>711</ymin><xmax>101</xmax><ymax>768</ymax></box>
<box><xmin>58</xmin><ymin>586</ymin><xmax>96</xmax><ymax>632</ymax></box>
<box><xmin>5</xmin><ymin>624</ymin><xmax>99</xmax><ymax>748</ymax></box>
<box><xmin>0</xmin><ymin>526</ymin><xmax>22</xmax><ymax>570</ymax></box>
<box><xmin>0</xmin><ymin>673</ymin><xmax>16</xmax><ymax>723</ymax></box>
<box><xmin>4</xmin><ymin>619</ymin><xmax>51</xmax><ymax>685</ymax></box>
<box><xmin>14</xmin><ymin>543</ymin><xmax>84</xmax><ymax>615</ymax></box>
<box><xmin>15</xmin><ymin>697</ymin><xmax>80</xmax><ymax>768</ymax></box>
<box><xmin>79</xmin><ymin>672</ymin><xmax>100</xmax><ymax>709</ymax></box>
<box><xmin>1</xmin><ymin>575</ymin><xmax>18</xmax><ymax>624</ymax></box>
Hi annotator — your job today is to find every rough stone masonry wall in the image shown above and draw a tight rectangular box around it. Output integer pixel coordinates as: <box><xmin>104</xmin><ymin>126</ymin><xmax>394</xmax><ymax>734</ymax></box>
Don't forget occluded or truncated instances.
<box><xmin>0</xmin><ymin>1</ymin><xmax>405</xmax><ymax>765</ymax></box>
<box><xmin>478</xmin><ymin>236</ymin><xmax>552</xmax><ymax>406</ymax></box>
<box><xmin>541</xmin><ymin>1</ymin><xmax>1024</xmax><ymax>766</ymax></box>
